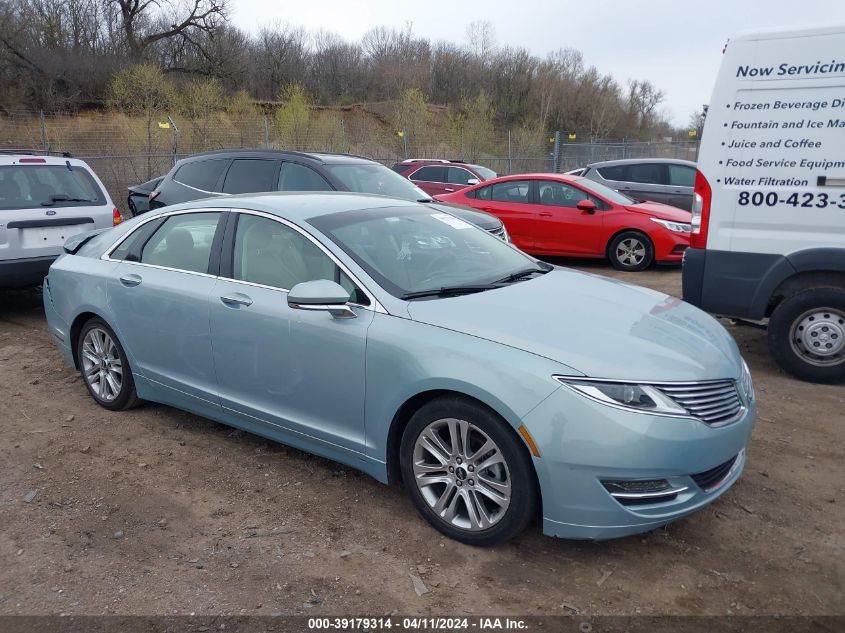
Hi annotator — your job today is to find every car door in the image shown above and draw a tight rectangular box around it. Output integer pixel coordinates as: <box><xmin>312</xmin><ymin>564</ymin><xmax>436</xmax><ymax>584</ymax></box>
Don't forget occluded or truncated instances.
<box><xmin>445</xmin><ymin>166</ymin><xmax>479</xmax><ymax>193</ymax></box>
<box><xmin>623</xmin><ymin>163</ymin><xmax>673</xmax><ymax>205</ymax></box>
<box><xmin>209</xmin><ymin>211</ymin><xmax>374</xmax><ymax>457</ymax></box>
<box><xmin>105</xmin><ymin>210</ymin><xmax>226</xmax><ymax>414</ymax></box>
<box><xmin>666</xmin><ymin>163</ymin><xmax>696</xmax><ymax>210</ymax></box>
<box><xmin>221</xmin><ymin>158</ymin><xmax>280</xmax><ymax>194</ymax></box>
<box><xmin>533</xmin><ymin>179</ymin><xmax>606</xmax><ymax>255</ymax></box>
<box><xmin>408</xmin><ymin>165</ymin><xmax>449</xmax><ymax>197</ymax></box>
<box><xmin>470</xmin><ymin>180</ymin><xmax>536</xmax><ymax>251</ymax></box>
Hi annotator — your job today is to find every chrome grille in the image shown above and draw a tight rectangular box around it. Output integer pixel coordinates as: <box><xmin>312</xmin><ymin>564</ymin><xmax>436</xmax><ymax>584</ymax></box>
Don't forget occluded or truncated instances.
<box><xmin>486</xmin><ymin>226</ymin><xmax>506</xmax><ymax>241</ymax></box>
<box><xmin>656</xmin><ymin>380</ymin><xmax>742</xmax><ymax>425</ymax></box>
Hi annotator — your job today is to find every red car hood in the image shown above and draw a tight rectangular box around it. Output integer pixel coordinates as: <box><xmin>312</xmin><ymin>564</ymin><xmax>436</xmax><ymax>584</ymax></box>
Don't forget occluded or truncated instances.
<box><xmin>624</xmin><ymin>201</ymin><xmax>692</xmax><ymax>222</ymax></box>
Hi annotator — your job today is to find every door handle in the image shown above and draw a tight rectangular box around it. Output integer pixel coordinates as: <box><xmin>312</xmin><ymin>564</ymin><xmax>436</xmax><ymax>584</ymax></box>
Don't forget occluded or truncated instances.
<box><xmin>119</xmin><ymin>274</ymin><xmax>142</xmax><ymax>287</ymax></box>
<box><xmin>538</xmin><ymin>211</ymin><xmax>553</xmax><ymax>217</ymax></box>
<box><xmin>220</xmin><ymin>293</ymin><xmax>253</xmax><ymax>307</ymax></box>
<box><xmin>444</xmin><ymin>187</ymin><xmax>454</xmax><ymax>192</ymax></box>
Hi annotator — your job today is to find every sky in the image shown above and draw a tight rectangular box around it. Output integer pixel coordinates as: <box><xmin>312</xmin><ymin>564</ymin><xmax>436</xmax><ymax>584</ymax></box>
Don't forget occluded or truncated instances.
<box><xmin>231</xmin><ymin>0</ymin><xmax>845</xmax><ymax>127</ymax></box>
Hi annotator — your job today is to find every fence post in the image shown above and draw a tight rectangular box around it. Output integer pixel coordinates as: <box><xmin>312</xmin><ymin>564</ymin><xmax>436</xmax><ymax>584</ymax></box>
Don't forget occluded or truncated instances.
<box><xmin>263</xmin><ymin>115</ymin><xmax>270</xmax><ymax>148</ymax></box>
<box><xmin>460</xmin><ymin>128</ymin><xmax>464</xmax><ymax>161</ymax></box>
<box><xmin>403</xmin><ymin>132</ymin><xmax>409</xmax><ymax>160</ymax></box>
<box><xmin>39</xmin><ymin>111</ymin><xmax>48</xmax><ymax>152</ymax></box>
<box><xmin>551</xmin><ymin>130</ymin><xmax>561</xmax><ymax>172</ymax></box>
<box><xmin>507</xmin><ymin>129</ymin><xmax>512</xmax><ymax>175</ymax></box>
<box><xmin>168</xmin><ymin>116</ymin><xmax>179</xmax><ymax>167</ymax></box>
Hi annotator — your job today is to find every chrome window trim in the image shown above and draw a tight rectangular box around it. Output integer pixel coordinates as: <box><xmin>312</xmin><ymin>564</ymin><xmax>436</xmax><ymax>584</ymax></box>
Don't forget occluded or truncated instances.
<box><xmin>102</xmin><ymin>206</ymin><xmax>387</xmax><ymax>314</ymax></box>
<box><xmin>225</xmin><ymin>208</ymin><xmax>386</xmax><ymax>314</ymax></box>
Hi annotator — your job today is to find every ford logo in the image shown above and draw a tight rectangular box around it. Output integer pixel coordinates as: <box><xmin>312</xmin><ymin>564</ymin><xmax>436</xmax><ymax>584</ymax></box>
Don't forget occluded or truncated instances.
<box><xmin>46</xmin><ymin>210</ymin><xmax>57</xmax><ymax>216</ymax></box>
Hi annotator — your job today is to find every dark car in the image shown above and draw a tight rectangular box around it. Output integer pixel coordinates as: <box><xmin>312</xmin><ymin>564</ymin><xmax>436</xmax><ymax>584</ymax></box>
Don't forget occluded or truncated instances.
<box><xmin>392</xmin><ymin>159</ymin><xmax>497</xmax><ymax>197</ymax></box>
<box><xmin>127</xmin><ymin>176</ymin><xmax>163</xmax><ymax>216</ymax></box>
<box><xmin>151</xmin><ymin>150</ymin><xmax>509</xmax><ymax>240</ymax></box>
<box><xmin>574</xmin><ymin>159</ymin><xmax>696</xmax><ymax>211</ymax></box>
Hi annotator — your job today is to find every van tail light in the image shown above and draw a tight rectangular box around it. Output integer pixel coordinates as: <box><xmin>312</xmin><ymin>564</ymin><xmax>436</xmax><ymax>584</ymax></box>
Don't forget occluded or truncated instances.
<box><xmin>149</xmin><ymin>189</ymin><xmax>160</xmax><ymax>202</ymax></box>
<box><xmin>690</xmin><ymin>170</ymin><xmax>712</xmax><ymax>249</ymax></box>
<box><xmin>113</xmin><ymin>208</ymin><xmax>123</xmax><ymax>225</ymax></box>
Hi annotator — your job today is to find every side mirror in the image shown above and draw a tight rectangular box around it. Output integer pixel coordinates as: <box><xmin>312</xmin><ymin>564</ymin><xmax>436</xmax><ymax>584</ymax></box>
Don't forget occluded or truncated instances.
<box><xmin>576</xmin><ymin>199</ymin><xmax>597</xmax><ymax>214</ymax></box>
<box><xmin>287</xmin><ymin>280</ymin><xmax>356</xmax><ymax>319</ymax></box>
<box><xmin>466</xmin><ymin>178</ymin><xmax>480</xmax><ymax>186</ymax></box>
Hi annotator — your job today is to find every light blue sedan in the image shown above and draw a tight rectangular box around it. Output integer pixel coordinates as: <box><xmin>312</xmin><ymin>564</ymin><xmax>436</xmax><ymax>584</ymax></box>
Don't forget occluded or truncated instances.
<box><xmin>43</xmin><ymin>193</ymin><xmax>755</xmax><ymax>545</ymax></box>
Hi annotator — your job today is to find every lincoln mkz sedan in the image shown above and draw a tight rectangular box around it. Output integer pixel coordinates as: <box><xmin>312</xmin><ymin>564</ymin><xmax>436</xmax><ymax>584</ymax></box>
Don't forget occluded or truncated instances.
<box><xmin>44</xmin><ymin>193</ymin><xmax>755</xmax><ymax>545</ymax></box>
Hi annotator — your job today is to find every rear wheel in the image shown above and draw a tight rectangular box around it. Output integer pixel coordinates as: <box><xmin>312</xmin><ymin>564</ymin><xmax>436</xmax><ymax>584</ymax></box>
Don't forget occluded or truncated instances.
<box><xmin>608</xmin><ymin>231</ymin><xmax>654</xmax><ymax>272</ymax></box>
<box><xmin>77</xmin><ymin>318</ymin><xmax>142</xmax><ymax>410</ymax></box>
<box><xmin>400</xmin><ymin>396</ymin><xmax>537</xmax><ymax>546</ymax></box>
<box><xmin>768</xmin><ymin>287</ymin><xmax>845</xmax><ymax>383</ymax></box>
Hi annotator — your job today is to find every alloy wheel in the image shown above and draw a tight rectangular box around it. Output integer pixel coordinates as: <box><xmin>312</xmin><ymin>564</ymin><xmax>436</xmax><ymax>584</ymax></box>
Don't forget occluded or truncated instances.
<box><xmin>616</xmin><ymin>238</ymin><xmax>646</xmax><ymax>267</ymax></box>
<box><xmin>412</xmin><ymin>417</ymin><xmax>512</xmax><ymax>531</ymax></box>
<box><xmin>81</xmin><ymin>327</ymin><xmax>123</xmax><ymax>402</ymax></box>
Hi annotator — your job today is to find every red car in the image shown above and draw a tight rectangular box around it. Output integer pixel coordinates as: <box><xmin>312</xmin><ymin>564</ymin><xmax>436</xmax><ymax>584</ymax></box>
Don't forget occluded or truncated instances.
<box><xmin>392</xmin><ymin>159</ymin><xmax>496</xmax><ymax>197</ymax></box>
<box><xmin>435</xmin><ymin>174</ymin><xmax>692</xmax><ymax>271</ymax></box>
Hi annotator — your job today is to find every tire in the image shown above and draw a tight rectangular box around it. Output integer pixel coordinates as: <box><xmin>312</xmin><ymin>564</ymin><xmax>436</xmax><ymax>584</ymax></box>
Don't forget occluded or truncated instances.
<box><xmin>768</xmin><ymin>287</ymin><xmax>845</xmax><ymax>384</ymax></box>
<box><xmin>77</xmin><ymin>318</ymin><xmax>143</xmax><ymax>410</ymax></box>
<box><xmin>608</xmin><ymin>231</ymin><xmax>654</xmax><ymax>272</ymax></box>
<box><xmin>399</xmin><ymin>396</ymin><xmax>537</xmax><ymax>546</ymax></box>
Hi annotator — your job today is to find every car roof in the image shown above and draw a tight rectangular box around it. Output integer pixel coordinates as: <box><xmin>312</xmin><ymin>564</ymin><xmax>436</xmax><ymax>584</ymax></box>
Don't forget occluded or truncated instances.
<box><xmin>178</xmin><ymin>148</ymin><xmax>374</xmax><ymax>166</ymax></box>
<box><xmin>585</xmin><ymin>158</ymin><xmax>696</xmax><ymax>168</ymax></box>
<box><xmin>0</xmin><ymin>153</ymin><xmax>94</xmax><ymax>168</ymax></box>
<box><xmin>163</xmin><ymin>191</ymin><xmax>423</xmax><ymax>221</ymax></box>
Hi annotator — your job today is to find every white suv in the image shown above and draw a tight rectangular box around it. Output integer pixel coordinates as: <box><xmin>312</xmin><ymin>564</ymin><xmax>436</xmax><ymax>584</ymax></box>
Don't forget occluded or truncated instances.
<box><xmin>0</xmin><ymin>153</ymin><xmax>120</xmax><ymax>288</ymax></box>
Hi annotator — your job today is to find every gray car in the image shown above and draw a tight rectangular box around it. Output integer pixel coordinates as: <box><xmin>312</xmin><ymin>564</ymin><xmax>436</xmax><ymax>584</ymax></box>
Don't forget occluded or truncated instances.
<box><xmin>576</xmin><ymin>158</ymin><xmax>697</xmax><ymax>211</ymax></box>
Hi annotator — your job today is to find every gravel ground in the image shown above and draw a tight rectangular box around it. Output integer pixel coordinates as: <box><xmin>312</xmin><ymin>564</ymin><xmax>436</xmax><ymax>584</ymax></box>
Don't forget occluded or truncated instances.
<box><xmin>0</xmin><ymin>261</ymin><xmax>842</xmax><ymax>617</ymax></box>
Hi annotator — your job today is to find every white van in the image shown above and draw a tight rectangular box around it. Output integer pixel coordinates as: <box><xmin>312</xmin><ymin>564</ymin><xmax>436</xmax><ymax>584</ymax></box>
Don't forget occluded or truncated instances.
<box><xmin>683</xmin><ymin>25</ymin><xmax>845</xmax><ymax>383</ymax></box>
<box><xmin>0</xmin><ymin>153</ymin><xmax>120</xmax><ymax>288</ymax></box>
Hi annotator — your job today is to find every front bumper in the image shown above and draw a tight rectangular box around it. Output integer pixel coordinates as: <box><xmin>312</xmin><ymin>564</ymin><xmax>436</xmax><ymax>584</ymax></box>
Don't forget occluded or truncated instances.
<box><xmin>523</xmin><ymin>384</ymin><xmax>755</xmax><ymax>540</ymax></box>
<box><xmin>0</xmin><ymin>255</ymin><xmax>56</xmax><ymax>288</ymax></box>
<box><xmin>653</xmin><ymin>231</ymin><xmax>690</xmax><ymax>263</ymax></box>
<box><xmin>43</xmin><ymin>278</ymin><xmax>75</xmax><ymax>368</ymax></box>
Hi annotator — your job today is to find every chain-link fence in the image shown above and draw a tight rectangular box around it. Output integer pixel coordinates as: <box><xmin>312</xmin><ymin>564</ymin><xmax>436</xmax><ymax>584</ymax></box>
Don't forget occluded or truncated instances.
<box><xmin>1</xmin><ymin>110</ymin><xmax>699</xmax><ymax>213</ymax></box>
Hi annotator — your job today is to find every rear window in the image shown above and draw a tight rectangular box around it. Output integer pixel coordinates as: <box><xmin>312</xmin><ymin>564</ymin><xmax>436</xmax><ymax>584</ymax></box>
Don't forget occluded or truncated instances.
<box><xmin>173</xmin><ymin>159</ymin><xmax>228</xmax><ymax>192</ymax></box>
<box><xmin>0</xmin><ymin>164</ymin><xmax>106</xmax><ymax>210</ymax></box>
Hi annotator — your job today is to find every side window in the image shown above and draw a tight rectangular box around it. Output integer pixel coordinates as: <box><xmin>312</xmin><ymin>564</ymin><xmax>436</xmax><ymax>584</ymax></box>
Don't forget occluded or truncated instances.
<box><xmin>447</xmin><ymin>167</ymin><xmax>474</xmax><ymax>185</ymax></box>
<box><xmin>410</xmin><ymin>166</ymin><xmax>446</xmax><ymax>183</ymax></box>
<box><xmin>140</xmin><ymin>212</ymin><xmax>221</xmax><ymax>274</ymax></box>
<box><xmin>277</xmin><ymin>163</ymin><xmax>333</xmax><ymax>191</ymax></box>
<box><xmin>232</xmin><ymin>214</ymin><xmax>369</xmax><ymax>305</ymax></box>
<box><xmin>173</xmin><ymin>159</ymin><xmax>228</xmax><ymax>192</ymax></box>
<box><xmin>222</xmin><ymin>159</ymin><xmax>278</xmax><ymax>194</ymax></box>
<box><xmin>473</xmin><ymin>185</ymin><xmax>492</xmax><ymax>201</ymax></box>
<box><xmin>628</xmin><ymin>163</ymin><xmax>667</xmax><ymax>185</ymax></box>
<box><xmin>490</xmin><ymin>180</ymin><xmax>531</xmax><ymax>203</ymax></box>
<box><xmin>110</xmin><ymin>218</ymin><xmax>164</xmax><ymax>261</ymax></box>
<box><xmin>597</xmin><ymin>165</ymin><xmax>628</xmax><ymax>181</ymax></box>
<box><xmin>668</xmin><ymin>164</ymin><xmax>696</xmax><ymax>187</ymax></box>
<box><xmin>537</xmin><ymin>181</ymin><xmax>605</xmax><ymax>209</ymax></box>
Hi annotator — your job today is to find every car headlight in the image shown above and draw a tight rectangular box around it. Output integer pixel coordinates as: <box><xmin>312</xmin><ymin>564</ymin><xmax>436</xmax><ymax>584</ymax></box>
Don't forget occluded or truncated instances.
<box><xmin>739</xmin><ymin>359</ymin><xmax>755</xmax><ymax>404</ymax></box>
<box><xmin>554</xmin><ymin>376</ymin><xmax>688</xmax><ymax>416</ymax></box>
<box><xmin>650</xmin><ymin>217</ymin><xmax>692</xmax><ymax>233</ymax></box>
<box><xmin>500</xmin><ymin>224</ymin><xmax>511</xmax><ymax>242</ymax></box>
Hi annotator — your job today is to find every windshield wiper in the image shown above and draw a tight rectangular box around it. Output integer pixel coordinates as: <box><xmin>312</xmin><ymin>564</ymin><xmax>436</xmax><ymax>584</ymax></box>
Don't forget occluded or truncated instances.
<box><xmin>417</xmin><ymin>198</ymin><xmax>434</xmax><ymax>203</ymax></box>
<box><xmin>401</xmin><ymin>284</ymin><xmax>500</xmax><ymax>300</ymax></box>
<box><xmin>493</xmin><ymin>265</ymin><xmax>552</xmax><ymax>285</ymax></box>
<box><xmin>41</xmin><ymin>195</ymin><xmax>93</xmax><ymax>206</ymax></box>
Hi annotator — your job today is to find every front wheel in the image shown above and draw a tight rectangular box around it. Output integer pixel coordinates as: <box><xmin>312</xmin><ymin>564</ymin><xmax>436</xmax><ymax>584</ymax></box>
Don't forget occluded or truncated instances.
<box><xmin>77</xmin><ymin>318</ymin><xmax>142</xmax><ymax>410</ymax></box>
<box><xmin>399</xmin><ymin>397</ymin><xmax>537</xmax><ymax>546</ymax></box>
<box><xmin>768</xmin><ymin>288</ymin><xmax>845</xmax><ymax>383</ymax></box>
<box><xmin>608</xmin><ymin>231</ymin><xmax>654</xmax><ymax>272</ymax></box>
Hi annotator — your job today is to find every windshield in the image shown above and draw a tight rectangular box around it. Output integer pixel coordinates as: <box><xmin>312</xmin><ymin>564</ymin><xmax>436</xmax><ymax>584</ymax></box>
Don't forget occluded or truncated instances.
<box><xmin>470</xmin><ymin>165</ymin><xmax>497</xmax><ymax>180</ymax></box>
<box><xmin>0</xmin><ymin>164</ymin><xmax>106</xmax><ymax>210</ymax></box>
<box><xmin>575</xmin><ymin>177</ymin><xmax>634</xmax><ymax>205</ymax></box>
<box><xmin>326</xmin><ymin>163</ymin><xmax>431</xmax><ymax>202</ymax></box>
<box><xmin>310</xmin><ymin>207</ymin><xmax>541</xmax><ymax>298</ymax></box>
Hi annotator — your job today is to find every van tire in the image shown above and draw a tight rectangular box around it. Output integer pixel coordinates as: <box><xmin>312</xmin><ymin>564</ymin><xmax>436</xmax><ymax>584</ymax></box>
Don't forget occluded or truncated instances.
<box><xmin>608</xmin><ymin>231</ymin><xmax>654</xmax><ymax>272</ymax></box>
<box><xmin>768</xmin><ymin>287</ymin><xmax>845</xmax><ymax>383</ymax></box>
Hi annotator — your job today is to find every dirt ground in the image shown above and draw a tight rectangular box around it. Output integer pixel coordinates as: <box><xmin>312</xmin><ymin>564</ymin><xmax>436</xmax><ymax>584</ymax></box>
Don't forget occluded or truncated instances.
<box><xmin>0</xmin><ymin>261</ymin><xmax>842</xmax><ymax>618</ymax></box>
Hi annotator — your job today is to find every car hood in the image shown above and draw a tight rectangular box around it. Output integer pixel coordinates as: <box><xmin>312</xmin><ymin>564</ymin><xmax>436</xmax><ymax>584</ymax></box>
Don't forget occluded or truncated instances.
<box><xmin>405</xmin><ymin>268</ymin><xmax>741</xmax><ymax>382</ymax></box>
<box><xmin>424</xmin><ymin>201</ymin><xmax>502</xmax><ymax>231</ymax></box>
<box><xmin>624</xmin><ymin>201</ymin><xmax>692</xmax><ymax>222</ymax></box>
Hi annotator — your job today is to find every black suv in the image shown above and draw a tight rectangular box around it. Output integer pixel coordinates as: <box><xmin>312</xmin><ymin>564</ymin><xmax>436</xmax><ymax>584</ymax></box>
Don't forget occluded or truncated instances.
<box><xmin>149</xmin><ymin>150</ymin><xmax>509</xmax><ymax>240</ymax></box>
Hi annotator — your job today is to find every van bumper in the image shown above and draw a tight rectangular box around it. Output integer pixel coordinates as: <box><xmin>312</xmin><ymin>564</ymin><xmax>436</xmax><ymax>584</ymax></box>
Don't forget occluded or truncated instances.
<box><xmin>0</xmin><ymin>256</ymin><xmax>56</xmax><ymax>288</ymax></box>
